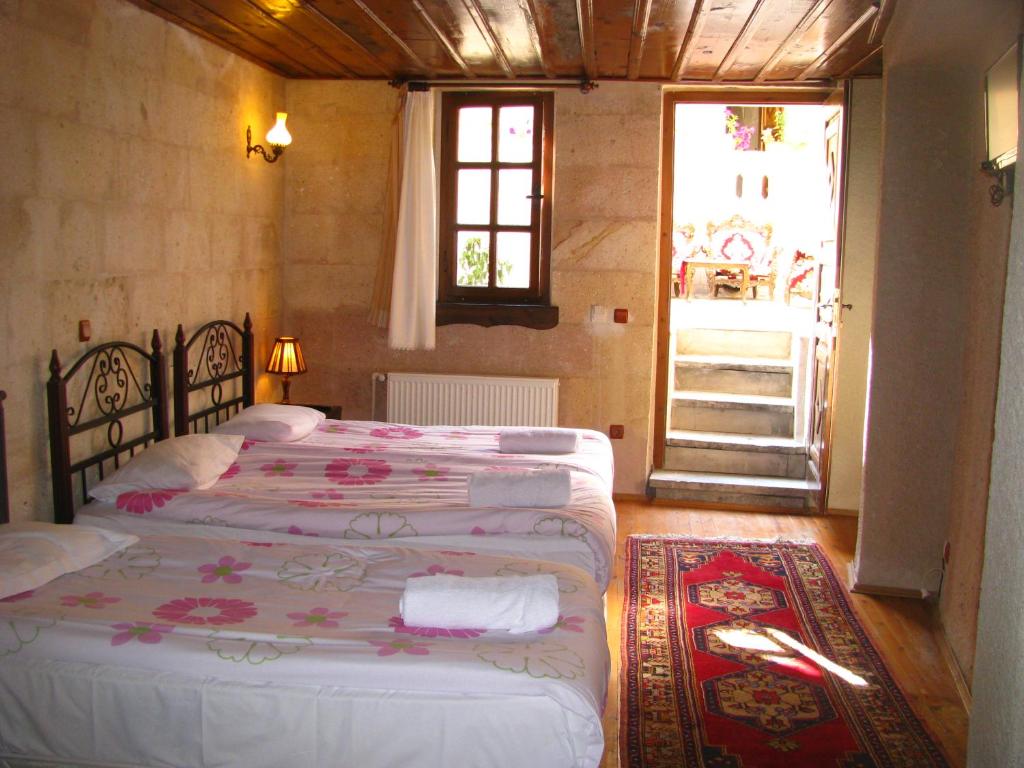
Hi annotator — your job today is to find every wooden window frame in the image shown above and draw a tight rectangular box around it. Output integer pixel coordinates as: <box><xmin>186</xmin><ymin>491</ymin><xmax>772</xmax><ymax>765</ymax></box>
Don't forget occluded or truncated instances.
<box><xmin>436</xmin><ymin>91</ymin><xmax>558</xmax><ymax>329</ymax></box>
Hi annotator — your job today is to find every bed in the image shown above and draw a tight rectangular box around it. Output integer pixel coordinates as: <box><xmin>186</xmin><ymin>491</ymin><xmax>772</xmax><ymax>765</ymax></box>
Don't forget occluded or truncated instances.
<box><xmin>3</xmin><ymin>321</ymin><xmax>613</xmax><ymax>766</ymax></box>
<box><xmin>66</xmin><ymin>317</ymin><xmax>618</xmax><ymax>590</ymax></box>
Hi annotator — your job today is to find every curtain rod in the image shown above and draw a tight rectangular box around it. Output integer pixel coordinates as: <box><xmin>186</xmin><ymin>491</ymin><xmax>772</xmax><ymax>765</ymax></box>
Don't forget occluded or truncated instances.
<box><xmin>390</xmin><ymin>79</ymin><xmax>598</xmax><ymax>93</ymax></box>
<box><xmin>386</xmin><ymin>77</ymin><xmax>835</xmax><ymax>93</ymax></box>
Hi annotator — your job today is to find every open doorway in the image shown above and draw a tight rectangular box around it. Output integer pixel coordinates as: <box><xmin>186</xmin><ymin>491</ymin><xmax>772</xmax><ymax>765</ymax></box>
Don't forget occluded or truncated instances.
<box><xmin>651</xmin><ymin>91</ymin><xmax>845</xmax><ymax>512</ymax></box>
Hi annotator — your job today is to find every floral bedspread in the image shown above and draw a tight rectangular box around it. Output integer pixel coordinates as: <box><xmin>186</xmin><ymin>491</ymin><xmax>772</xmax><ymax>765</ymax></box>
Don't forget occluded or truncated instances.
<box><xmin>90</xmin><ymin>421</ymin><xmax>616</xmax><ymax>587</ymax></box>
<box><xmin>0</xmin><ymin>533</ymin><xmax>608</xmax><ymax>752</ymax></box>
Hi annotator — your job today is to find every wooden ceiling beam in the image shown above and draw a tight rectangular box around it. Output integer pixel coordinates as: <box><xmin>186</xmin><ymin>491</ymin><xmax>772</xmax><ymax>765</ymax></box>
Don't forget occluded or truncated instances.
<box><xmin>754</xmin><ymin>0</ymin><xmax>834</xmax><ymax>82</ymax></box>
<box><xmin>868</xmin><ymin>0</ymin><xmax>890</xmax><ymax>45</ymax></box>
<box><xmin>520</xmin><ymin>0</ymin><xmax>557</xmax><ymax>78</ymax></box>
<box><xmin>626</xmin><ymin>0</ymin><xmax>654</xmax><ymax>80</ymax></box>
<box><xmin>837</xmin><ymin>44</ymin><xmax>881</xmax><ymax>79</ymax></box>
<box><xmin>243</xmin><ymin>0</ymin><xmax>356</xmax><ymax>76</ymax></box>
<box><xmin>796</xmin><ymin>3</ymin><xmax>877</xmax><ymax>81</ymax></box>
<box><xmin>670</xmin><ymin>0</ymin><xmax>709</xmax><ymax>81</ymax></box>
<box><xmin>713</xmin><ymin>0</ymin><xmax>771</xmax><ymax>82</ymax></box>
<box><xmin>459</xmin><ymin>0</ymin><xmax>516</xmax><ymax>78</ymax></box>
<box><xmin>125</xmin><ymin>0</ymin><xmax>291</xmax><ymax>76</ymax></box>
<box><xmin>292</xmin><ymin>1</ymin><xmax>393</xmax><ymax>76</ymax></box>
<box><xmin>345</xmin><ymin>0</ymin><xmax>433</xmax><ymax>75</ymax></box>
<box><xmin>411</xmin><ymin>0</ymin><xmax>475</xmax><ymax>77</ymax></box>
<box><xmin>576</xmin><ymin>0</ymin><xmax>597</xmax><ymax>80</ymax></box>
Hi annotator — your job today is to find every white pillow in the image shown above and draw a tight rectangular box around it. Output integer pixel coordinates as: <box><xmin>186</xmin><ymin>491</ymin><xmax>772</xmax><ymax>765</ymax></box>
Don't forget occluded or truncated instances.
<box><xmin>0</xmin><ymin>522</ymin><xmax>139</xmax><ymax>599</ymax></box>
<box><xmin>89</xmin><ymin>433</ymin><xmax>244</xmax><ymax>503</ymax></box>
<box><xmin>213</xmin><ymin>403</ymin><xmax>325</xmax><ymax>442</ymax></box>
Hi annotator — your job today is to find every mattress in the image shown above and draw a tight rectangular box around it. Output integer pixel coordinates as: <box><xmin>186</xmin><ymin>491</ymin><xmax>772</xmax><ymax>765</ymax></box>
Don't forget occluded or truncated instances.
<box><xmin>0</xmin><ymin>524</ymin><xmax>608</xmax><ymax>767</ymax></box>
<box><xmin>83</xmin><ymin>421</ymin><xmax>617</xmax><ymax>589</ymax></box>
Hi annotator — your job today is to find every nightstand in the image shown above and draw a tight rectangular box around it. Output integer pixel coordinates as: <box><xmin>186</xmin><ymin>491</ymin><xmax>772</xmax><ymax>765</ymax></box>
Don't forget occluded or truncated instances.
<box><xmin>299</xmin><ymin>404</ymin><xmax>342</xmax><ymax>420</ymax></box>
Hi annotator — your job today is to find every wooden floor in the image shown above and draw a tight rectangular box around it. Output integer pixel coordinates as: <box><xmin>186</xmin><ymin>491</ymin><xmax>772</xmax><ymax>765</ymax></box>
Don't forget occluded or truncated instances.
<box><xmin>599</xmin><ymin>501</ymin><xmax>969</xmax><ymax>767</ymax></box>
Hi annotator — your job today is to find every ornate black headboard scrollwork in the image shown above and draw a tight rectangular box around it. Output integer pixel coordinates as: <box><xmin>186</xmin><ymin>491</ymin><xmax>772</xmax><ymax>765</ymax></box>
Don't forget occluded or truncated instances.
<box><xmin>47</xmin><ymin>332</ymin><xmax>170</xmax><ymax>524</ymax></box>
<box><xmin>173</xmin><ymin>314</ymin><xmax>254</xmax><ymax>436</ymax></box>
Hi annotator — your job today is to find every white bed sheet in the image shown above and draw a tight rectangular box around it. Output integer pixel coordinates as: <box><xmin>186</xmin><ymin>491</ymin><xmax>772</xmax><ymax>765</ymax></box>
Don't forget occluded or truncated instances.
<box><xmin>0</xmin><ymin>523</ymin><xmax>608</xmax><ymax>768</ymax></box>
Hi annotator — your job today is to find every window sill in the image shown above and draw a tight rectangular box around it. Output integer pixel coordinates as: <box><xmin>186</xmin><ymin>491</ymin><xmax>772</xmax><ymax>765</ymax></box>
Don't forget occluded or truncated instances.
<box><xmin>436</xmin><ymin>302</ymin><xmax>559</xmax><ymax>329</ymax></box>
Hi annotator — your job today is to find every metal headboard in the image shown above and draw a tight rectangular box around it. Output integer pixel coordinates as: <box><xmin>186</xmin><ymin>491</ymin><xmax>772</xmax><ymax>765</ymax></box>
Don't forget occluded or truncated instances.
<box><xmin>47</xmin><ymin>332</ymin><xmax>170</xmax><ymax>524</ymax></box>
<box><xmin>1</xmin><ymin>390</ymin><xmax>8</xmax><ymax>525</ymax></box>
<box><xmin>173</xmin><ymin>313</ymin><xmax>254</xmax><ymax>436</ymax></box>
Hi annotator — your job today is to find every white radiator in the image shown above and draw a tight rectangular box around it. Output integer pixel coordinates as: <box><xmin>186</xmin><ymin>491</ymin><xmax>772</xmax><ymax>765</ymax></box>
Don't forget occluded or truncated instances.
<box><xmin>383</xmin><ymin>373</ymin><xmax>558</xmax><ymax>427</ymax></box>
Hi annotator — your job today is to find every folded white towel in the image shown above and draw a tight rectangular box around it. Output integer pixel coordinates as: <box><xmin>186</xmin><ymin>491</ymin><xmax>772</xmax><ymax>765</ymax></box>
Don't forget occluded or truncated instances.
<box><xmin>400</xmin><ymin>574</ymin><xmax>560</xmax><ymax>634</ymax></box>
<box><xmin>498</xmin><ymin>427</ymin><xmax>580</xmax><ymax>454</ymax></box>
<box><xmin>469</xmin><ymin>468</ymin><xmax>571</xmax><ymax>508</ymax></box>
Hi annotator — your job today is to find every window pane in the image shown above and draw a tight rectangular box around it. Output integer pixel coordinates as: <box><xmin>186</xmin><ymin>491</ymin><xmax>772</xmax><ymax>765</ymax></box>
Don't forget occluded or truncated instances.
<box><xmin>456</xmin><ymin>231</ymin><xmax>491</xmax><ymax>287</ymax></box>
<box><xmin>496</xmin><ymin>232</ymin><xmax>531</xmax><ymax>288</ymax></box>
<box><xmin>457</xmin><ymin>169</ymin><xmax>491</xmax><ymax>225</ymax></box>
<box><xmin>497</xmin><ymin>169</ymin><xmax>532</xmax><ymax>226</ymax></box>
<box><xmin>458</xmin><ymin>107</ymin><xmax>492</xmax><ymax>162</ymax></box>
<box><xmin>498</xmin><ymin>106</ymin><xmax>534</xmax><ymax>163</ymax></box>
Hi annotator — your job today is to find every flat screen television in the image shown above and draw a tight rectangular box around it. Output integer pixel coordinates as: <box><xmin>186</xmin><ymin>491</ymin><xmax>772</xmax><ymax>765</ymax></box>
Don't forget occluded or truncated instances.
<box><xmin>984</xmin><ymin>39</ymin><xmax>1020</xmax><ymax>171</ymax></box>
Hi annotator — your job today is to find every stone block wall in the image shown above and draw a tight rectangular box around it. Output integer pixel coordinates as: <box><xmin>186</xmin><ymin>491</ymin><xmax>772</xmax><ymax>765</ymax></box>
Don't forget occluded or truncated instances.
<box><xmin>0</xmin><ymin>0</ymin><xmax>285</xmax><ymax>521</ymax></box>
<box><xmin>282</xmin><ymin>82</ymin><xmax>662</xmax><ymax>494</ymax></box>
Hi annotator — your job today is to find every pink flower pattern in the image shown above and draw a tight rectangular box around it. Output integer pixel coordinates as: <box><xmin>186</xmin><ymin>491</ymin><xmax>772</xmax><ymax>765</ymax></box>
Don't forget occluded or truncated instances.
<box><xmin>115</xmin><ymin>489</ymin><xmax>185</xmax><ymax>515</ymax></box>
<box><xmin>278</xmin><ymin>525</ymin><xmax>320</xmax><ymax>537</ymax></box>
<box><xmin>408</xmin><ymin>564</ymin><xmax>464</xmax><ymax>578</ymax></box>
<box><xmin>219</xmin><ymin>462</ymin><xmax>241</xmax><ymax>481</ymax></box>
<box><xmin>0</xmin><ymin>590</ymin><xmax>34</xmax><ymax>603</ymax></box>
<box><xmin>370</xmin><ymin>638</ymin><xmax>431</xmax><ymax>656</ymax></box>
<box><xmin>370</xmin><ymin>426</ymin><xmax>423</xmax><ymax>440</ymax></box>
<box><xmin>240</xmin><ymin>439</ymin><xmax>260</xmax><ymax>451</ymax></box>
<box><xmin>153</xmin><ymin>597</ymin><xmax>257</xmax><ymax>626</ymax></box>
<box><xmin>538</xmin><ymin>614</ymin><xmax>586</xmax><ymax>634</ymax></box>
<box><xmin>388</xmin><ymin>615</ymin><xmax>485</xmax><ymax>639</ymax></box>
<box><xmin>197</xmin><ymin>555</ymin><xmax>252</xmax><ymax>584</ymax></box>
<box><xmin>260</xmin><ymin>459</ymin><xmax>297</xmax><ymax>478</ymax></box>
<box><xmin>110</xmin><ymin>622</ymin><xmax>173</xmax><ymax>646</ymax></box>
<box><xmin>325</xmin><ymin>457</ymin><xmax>392</xmax><ymax>486</ymax></box>
<box><xmin>287</xmin><ymin>607</ymin><xmax>348</xmax><ymax>629</ymax></box>
<box><xmin>60</xmin><ymin>592</ymin><xmax>121</xmax><ymax>609</ymax></box>
<box><xmin>412</xmin><ymin>464</ymin><xmax>451</xmax><ymax>482</ymax></box>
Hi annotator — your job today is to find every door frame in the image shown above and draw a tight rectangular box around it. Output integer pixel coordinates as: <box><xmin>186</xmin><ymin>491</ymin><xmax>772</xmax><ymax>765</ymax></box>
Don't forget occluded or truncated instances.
<box><xmin>652</xmin><ymin>86</ymin><xmax>843</xmax><ymax>473</ymax></box>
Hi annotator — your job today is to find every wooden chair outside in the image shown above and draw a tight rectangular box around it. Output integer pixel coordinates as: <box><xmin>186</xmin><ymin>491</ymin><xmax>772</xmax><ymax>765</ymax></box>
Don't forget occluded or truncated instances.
<box><xmin>704</xmin><ymin>214</ymin><xmax>779</xmax><ymax>300</ymax></box>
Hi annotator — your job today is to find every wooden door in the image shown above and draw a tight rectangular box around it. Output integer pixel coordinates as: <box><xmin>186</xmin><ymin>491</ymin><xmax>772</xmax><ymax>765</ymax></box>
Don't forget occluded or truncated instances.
<box><xmin>807</xmin><ymin>92</ymin><xmax>849</xmax><ymax>513</ymax></box>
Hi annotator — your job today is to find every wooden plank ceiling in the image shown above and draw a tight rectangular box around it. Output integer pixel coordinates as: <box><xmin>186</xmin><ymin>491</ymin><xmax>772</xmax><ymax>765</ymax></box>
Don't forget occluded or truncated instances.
<box><xmin>127</xmin><ymin>0</ymin><xmax>893</xmax><ymax>84</ymax></box>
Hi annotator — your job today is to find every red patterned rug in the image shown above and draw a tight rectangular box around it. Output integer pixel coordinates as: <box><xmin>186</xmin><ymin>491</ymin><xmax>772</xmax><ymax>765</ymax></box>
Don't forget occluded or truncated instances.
<box><xmin>620</xmin><ymin>536</ymin><xmax>950</xmax><ymax>767</ymax></box>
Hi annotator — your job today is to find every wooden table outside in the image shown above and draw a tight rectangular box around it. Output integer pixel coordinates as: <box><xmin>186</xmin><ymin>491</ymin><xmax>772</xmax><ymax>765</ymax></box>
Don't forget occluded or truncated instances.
<box><xmin>684</xmin><ymin>260</ymin><xmax>749</xmax><ymax>302</ymax></box>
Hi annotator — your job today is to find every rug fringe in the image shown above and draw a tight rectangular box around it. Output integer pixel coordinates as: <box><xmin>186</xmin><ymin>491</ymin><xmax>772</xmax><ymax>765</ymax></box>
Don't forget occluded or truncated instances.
<box><xmin>626</xmin><ymin>533</ymin><xmax>819</xmax><ymax>545</ymax></box>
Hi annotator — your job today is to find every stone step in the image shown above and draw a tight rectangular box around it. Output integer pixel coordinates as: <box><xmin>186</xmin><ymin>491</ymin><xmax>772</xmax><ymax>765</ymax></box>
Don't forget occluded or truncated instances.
<box><xmin>664</xmin><ymin>430</ymin><xmax>807</xmax><ymax>479</ymax></box>
<box><xmin>671</xmin><ymin>392</ymin><xmax>794</xmax><ymax>437</ymax></box>
<box><xmin>676</xmin><ymin>328</ymin><xmax>792</xmax><ymax>359</ymax></box>
<box><xmin>675</xmin><ymin>355</ymin><xmax>793</xmax><ymax>397</ymax></box>
<box><xmin>648</xmin><ymin>469</ymin><xmax>816</xmax><ymax>510</ymax></box>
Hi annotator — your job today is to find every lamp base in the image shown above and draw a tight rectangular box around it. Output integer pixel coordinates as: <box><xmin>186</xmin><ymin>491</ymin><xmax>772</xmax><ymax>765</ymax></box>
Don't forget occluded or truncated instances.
<box><xmin>280</xmin><ymin>374</ymin><xmax>292</xmax><ymax>404</ymax></box>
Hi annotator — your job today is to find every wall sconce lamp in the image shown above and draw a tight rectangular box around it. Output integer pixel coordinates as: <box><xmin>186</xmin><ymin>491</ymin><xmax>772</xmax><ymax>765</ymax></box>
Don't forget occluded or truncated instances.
<box><xmin>266</xmin><ymin>336</ymin><xmax>307</xmax><ymax>403</ymax></box>
<box><xmin>247</xmin><ymin>112</ymin><xmax>292</xmax><ymax>163</ymax></box>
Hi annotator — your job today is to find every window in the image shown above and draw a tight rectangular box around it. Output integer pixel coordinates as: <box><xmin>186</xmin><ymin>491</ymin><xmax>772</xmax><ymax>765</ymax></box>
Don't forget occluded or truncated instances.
<box><xmin>437</xmin><ymin>91</ymin><xmax>558</xmax><ymax>329</ymax></box>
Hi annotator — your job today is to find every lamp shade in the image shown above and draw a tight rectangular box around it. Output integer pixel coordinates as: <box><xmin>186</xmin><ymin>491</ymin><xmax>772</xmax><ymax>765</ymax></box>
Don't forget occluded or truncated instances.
<box><xmin>266</xmin><ymin>337</ymin><xmax>307</xmax><ymax>375</ymax></box>
<box><xmin>265</xmin><ymin>112</ymin><xmax>292</xmax><ymax>148</ymax></box>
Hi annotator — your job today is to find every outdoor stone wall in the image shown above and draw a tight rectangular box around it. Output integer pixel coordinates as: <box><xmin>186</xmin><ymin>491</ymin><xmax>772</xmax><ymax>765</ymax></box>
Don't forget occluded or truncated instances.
<box><xmin>0</xmin><ymin>0</ymin><xmax>284</xmax><ymax>521</ymax></box>
<box><xmin>282</xmin><ymin>81</ymin><xmax>661</xmax><ymax>494</ymax></box>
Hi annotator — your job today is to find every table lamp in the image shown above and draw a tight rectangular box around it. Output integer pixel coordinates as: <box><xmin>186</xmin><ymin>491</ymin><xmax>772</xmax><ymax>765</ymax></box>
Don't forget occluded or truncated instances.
<box><xmin>266</xmin><ymin>336</ymin><xmax>307</xmax><ymax>404</ymax></box>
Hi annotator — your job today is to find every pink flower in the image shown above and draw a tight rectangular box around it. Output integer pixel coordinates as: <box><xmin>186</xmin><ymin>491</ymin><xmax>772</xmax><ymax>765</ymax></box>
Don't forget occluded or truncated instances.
<box><xmin>287</xmin><ymin>607</ymin><xmax>348</xmax><ymax>629</ymax></box>
<box><xmin>470</xmin><ymin>526</ymin><xmax>487</xmax><ymax>536</ymax></box>
<box><xmin>197</xmin><ymin>555</ymin><xmax>252</xmax><ymax>584</ymax></box>
<box><xmin>60</xmin><ymin>592</ymin><xmax>121</xmax><ymax>609</ymax></box>
<box><xmin>260</xmin><ymin>459</ymin><xmax>297</xmax><ymax>478</ymax></box>
<box><xmin>153</xmin><ymin>597</ymin><xmax>257</xmax><ymax>626</ymax></box>
<box><xmin>110</xmin><ymin>622</ymin><xmax>173</xmax><ymax>646</ymax></box>
<box><xmin>370</xmin><ymin>426</ymin><xmax>423</xmax><ymax>440</ymax></box>
<box><xmin>0</xmin><ymin>589</ymin><xmax>34</xmax><ymax>603</ymax></box>
<box><xmin>388</xmin><ymin>615</ymin><xmax>484</xmax><ymax>639</ymax></box>
<box><xmin>275</xmin><ymin>525</ymin><xmax>320</xmax><ymax>537</ymax></box>
<box><xmin>370</xmin><ymin>639</ymin><xmax>431</xmax><ymax>656</ymax></box>
<box><xmin>538</xmin><ymin>615</ymin><xmax>585</xmax><ymax>634</ymax></box>
<box><xmin>115</xmin><ymin>489</ymin><xmax>185</xmax><ymax>515</ymax></box>
<box><xmin>240</xmin><ymin>439</ymin><xmax>260</xmax><ymax>451</ymax></box>
<box><xmin>413</xmin><ymin>464</ymin><xmax>451</xmax><ymax>482</ymax></box>
<box><xmin>409</xmin><ymin>564</ymin><xmax>464</xmax><ymax>578</ymax></box>
<box><xmin>219</xmin><ymin>462</ymin><xmax>241</xmax><ymax>481</ymax></box>
<box><xmin>325</xmin><ymin>457</ymin><xmax>392</xmax><ymax>486</ymax></box>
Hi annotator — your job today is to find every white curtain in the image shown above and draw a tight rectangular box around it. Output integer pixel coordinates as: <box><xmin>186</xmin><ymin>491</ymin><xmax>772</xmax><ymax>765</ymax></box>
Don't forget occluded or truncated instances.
<box><xmin>388</xmin><ymin>91</ymin><xmax>437</xmax><ymax>350</ymax></box>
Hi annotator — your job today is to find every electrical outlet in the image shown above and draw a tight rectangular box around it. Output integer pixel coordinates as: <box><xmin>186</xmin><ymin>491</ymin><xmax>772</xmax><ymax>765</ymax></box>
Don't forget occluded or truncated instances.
<box><xmin>609</xmin><ymin>424</ymin><xmax>624</xmax><ymax>439</ymax></box>
<box><xmin>613</xmin><ymin>308</ymin><xmax>628</xmax><ymax>324</ymax></box>
<box><xmin>78</xmin><ymin>320</ymin><xmax>91</xmax><ymax>342</ymax></box>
